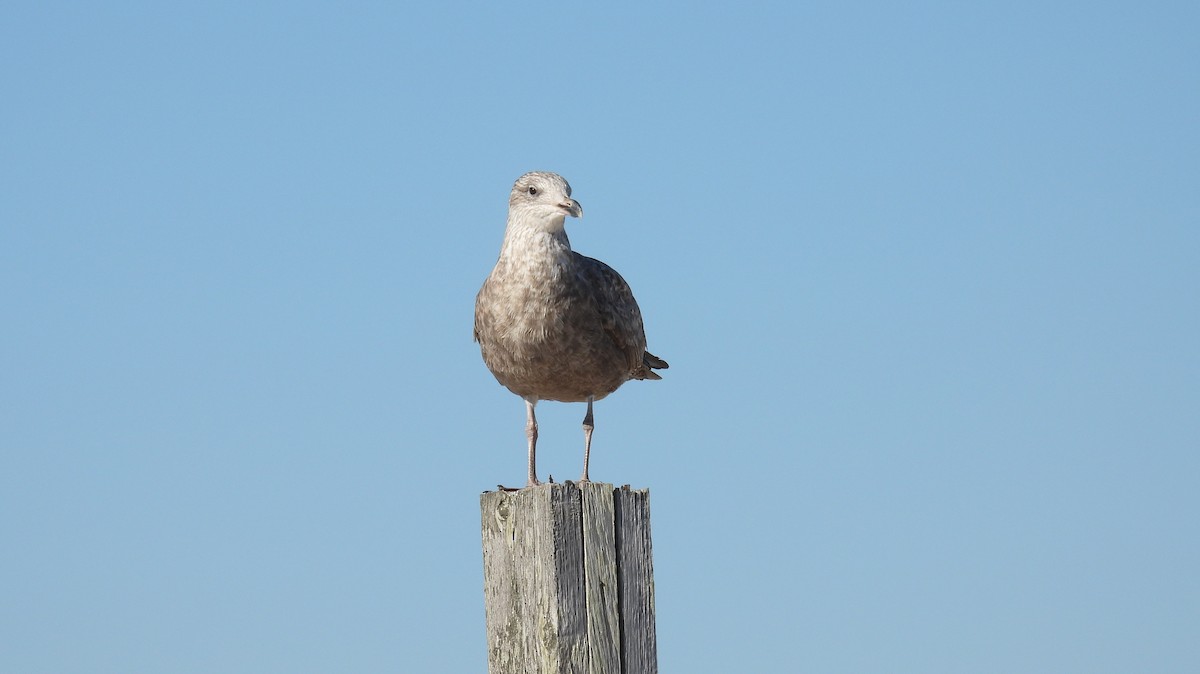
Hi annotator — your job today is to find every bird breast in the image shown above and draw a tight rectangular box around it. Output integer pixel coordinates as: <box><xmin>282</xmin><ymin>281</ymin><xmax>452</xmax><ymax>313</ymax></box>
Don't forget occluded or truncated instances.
<box><xmin>484</xmin><ymin>232</ymin><xmax>576</xmax><ymax>348</ymax></box>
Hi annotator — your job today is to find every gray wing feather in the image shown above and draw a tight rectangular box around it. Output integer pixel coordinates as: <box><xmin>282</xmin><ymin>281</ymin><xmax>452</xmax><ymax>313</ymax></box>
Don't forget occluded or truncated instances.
<box><xmin>574</xmin><ymin>253</ymin><xmax>665</xmax><ymax>377</ymax></box>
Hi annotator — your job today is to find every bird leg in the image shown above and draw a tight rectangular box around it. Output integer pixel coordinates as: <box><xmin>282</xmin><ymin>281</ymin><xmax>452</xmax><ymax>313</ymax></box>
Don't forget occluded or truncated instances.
<box><xmin>580</xmin><ymin>396</ymin><xmax>595</xmax><ymax>483</ymax></box>
<box><xmin>525</xmin><ymin>398</ymin><xmax>540</xmax><ymax>487</ymax></box>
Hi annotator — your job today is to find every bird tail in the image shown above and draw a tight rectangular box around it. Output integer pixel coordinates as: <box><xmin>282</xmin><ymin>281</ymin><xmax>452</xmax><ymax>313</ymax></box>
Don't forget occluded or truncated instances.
<box><xmin>636</xmin><ymin>351</ymin><xmax>669</xmax><ymax>380</ymax></box>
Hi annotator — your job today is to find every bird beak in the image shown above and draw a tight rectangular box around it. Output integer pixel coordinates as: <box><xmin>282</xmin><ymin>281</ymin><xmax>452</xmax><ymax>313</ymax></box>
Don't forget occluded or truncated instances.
<box><xmin>559</xmin><ymin>198</ymin><xmax>583</xmax><ymax>219</ymax></box>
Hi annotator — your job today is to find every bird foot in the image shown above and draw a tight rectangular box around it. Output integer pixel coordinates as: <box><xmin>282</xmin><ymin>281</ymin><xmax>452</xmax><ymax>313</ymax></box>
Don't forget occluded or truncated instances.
<box><xmin>497</xmin><ymin>474</ymin><xmax>546</xmax><ymax>491</ymax></box>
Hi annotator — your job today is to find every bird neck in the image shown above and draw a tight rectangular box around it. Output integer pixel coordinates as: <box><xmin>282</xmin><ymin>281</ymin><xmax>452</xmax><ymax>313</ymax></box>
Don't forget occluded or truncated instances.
<box><xmin>499</xmin><ymin>216</ymin><xmax>572</xmax><ymax>262</ymax></box>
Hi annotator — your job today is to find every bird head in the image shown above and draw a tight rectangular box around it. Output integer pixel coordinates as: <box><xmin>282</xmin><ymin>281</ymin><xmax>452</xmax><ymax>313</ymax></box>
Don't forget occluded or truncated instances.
<box><xmin>508</xmin><ymin>172</ymin><xmax>583</xmax><ymax>230</ymax></box>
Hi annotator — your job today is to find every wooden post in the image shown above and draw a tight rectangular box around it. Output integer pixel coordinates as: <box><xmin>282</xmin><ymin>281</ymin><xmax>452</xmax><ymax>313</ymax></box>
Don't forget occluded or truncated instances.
<box><xmin>480</xmin><ymin>482</ymin><xmax>657</xmax><ymax>674</ymax></box>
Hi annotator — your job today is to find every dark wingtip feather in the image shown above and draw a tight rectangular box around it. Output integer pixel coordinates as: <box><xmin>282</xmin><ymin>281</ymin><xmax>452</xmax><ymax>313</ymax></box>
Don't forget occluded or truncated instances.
<box><xmin>643</xmin><ymin>351</ymin><xmax>668</xmax><ymax>370</ymax></box>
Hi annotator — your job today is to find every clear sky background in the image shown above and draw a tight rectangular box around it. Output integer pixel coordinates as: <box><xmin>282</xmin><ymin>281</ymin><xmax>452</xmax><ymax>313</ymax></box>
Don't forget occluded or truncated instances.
<box><xmin>3</xmin><ymin>2</ymin><xmax>1197</xmax><ymax>672</ymax></box>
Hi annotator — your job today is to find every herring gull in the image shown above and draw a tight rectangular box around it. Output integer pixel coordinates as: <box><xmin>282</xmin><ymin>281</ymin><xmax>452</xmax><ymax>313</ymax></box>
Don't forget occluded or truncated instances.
<box><xmin>474</xmin><ymin>171</ymin><xmax>668</xmax><ymax>488</ymax></box>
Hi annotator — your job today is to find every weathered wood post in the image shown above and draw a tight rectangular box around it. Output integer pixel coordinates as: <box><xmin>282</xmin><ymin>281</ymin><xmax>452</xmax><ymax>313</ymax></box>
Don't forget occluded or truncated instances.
<box><xmin>480</xmin><ymin>482</ymin><xmax>657</xmax><ymax>674</ymax></box>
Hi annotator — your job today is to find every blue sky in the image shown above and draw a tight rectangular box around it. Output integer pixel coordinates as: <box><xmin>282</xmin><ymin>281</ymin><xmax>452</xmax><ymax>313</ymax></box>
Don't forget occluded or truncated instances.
<box><xmin>3</xmin><ymin>2</ymin><xmax>1197</xmax><ymax>672</ymax></box>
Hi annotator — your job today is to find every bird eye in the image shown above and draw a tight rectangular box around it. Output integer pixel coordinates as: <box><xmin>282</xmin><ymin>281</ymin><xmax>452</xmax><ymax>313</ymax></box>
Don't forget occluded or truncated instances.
<box><xmin>527</xmin><ymin>186</ymin><xmax>538</xmax><ymax>196</ymax></box>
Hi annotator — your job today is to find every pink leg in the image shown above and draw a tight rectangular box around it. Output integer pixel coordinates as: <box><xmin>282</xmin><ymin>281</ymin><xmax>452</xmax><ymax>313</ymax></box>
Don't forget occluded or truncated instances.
<box><xmin>580</xmin><ymin>396</ymin><xmax>594</xmax><ymax>483</ymax></box>
<box><xmin>525</xmin><ymin>398</ymin><xmax>540</xmax><ymax>487</ymax></box>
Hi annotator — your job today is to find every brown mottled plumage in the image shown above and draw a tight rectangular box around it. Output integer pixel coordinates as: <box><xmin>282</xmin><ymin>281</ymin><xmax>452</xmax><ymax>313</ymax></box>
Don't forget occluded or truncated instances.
<box><xmin>474</xmin><ymin>172</ymin><xmax>667</xmax><ymax>487</ymax></box>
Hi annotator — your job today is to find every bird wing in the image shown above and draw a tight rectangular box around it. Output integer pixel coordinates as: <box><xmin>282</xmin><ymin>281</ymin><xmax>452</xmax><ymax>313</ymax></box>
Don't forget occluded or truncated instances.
<box><xmin>472</xmin><ymin>281</ymin><xmax>490</xmax><ymax>344</ymax></box>
<box><xmin>573</xmin><ymin>252</ymin><xmax>648</xmax><ymax>374</ymax></box>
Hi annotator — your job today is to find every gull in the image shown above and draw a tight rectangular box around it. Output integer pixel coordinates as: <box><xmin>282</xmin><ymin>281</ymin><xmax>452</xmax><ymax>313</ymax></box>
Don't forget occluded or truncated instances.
<box><xmin>474</xmin><ymin>172</ymin><xmax>668</xmax><ymax>488</ymax></box>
